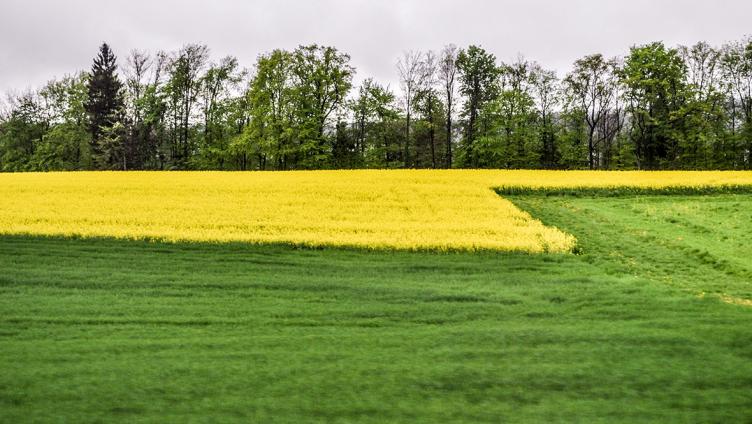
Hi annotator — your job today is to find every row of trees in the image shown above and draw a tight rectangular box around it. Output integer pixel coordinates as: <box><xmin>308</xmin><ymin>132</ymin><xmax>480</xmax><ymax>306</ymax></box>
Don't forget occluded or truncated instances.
<box><xmin>1</xmin><ymin>37</ymin><xmax>751</xmax><ymax>171</ymax></box>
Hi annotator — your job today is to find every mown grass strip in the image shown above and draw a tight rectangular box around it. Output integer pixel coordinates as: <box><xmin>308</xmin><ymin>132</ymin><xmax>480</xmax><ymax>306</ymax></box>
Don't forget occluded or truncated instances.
<box><xmin>495</xmin><ymin>184</ymin><xmax>752</xmax><ymax>197</ymax></box>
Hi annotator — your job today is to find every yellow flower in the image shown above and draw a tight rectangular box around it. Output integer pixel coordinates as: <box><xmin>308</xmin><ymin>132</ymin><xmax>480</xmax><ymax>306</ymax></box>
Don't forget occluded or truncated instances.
<box><xmin>1</xmin><ymin>170</ymin><xmax>750</xmax><ymax>253</ymax></box>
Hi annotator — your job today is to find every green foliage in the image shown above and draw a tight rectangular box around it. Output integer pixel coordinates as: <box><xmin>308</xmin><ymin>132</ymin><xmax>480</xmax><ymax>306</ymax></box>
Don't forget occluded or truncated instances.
<box><xmin>489</xmin><ymin>61</ymin><xmax>540</xmax><ymax>168</ymax></box>
<box><xmin>620</xmin><ymin>42</ymin><xmax>690</xmax><ymax>169</ymax></box>
<box><xmin>350</xmin><ymin>79</ymin><xmax>402</xmax><ymax>168</ymax></box>
<box><xmin>94</xmin><ymin>121</ymin><xmax>127</xmax><ymax>170</ymax></box>
<box><xmin>191</xmin><ymin>56</ymin><xmax>245</xmax><ymax>170</ymax></box>
<box><xmin>162</xmin><ymin>44</ymin><xmax>210</xmax><ymax>168</ymax></box>
<box><xmin>0</xmin><ymin>96</ymin><xmax>47</xmax><ymax>171</ymax></box>
<box><xmin>243</xmin><ymin>49</ymin><xmax>295</xmax><ymax>169</ymax></box>
<box><xmin>460</xmin><ymin>59</ymin><xmax>556</xmax><ymax>169</ymax></box>
<box><xmin>30</xmin><ymin>122</ymin><xmax>90</xmax><ymax>170</ymax></box>
<box><xmin>555</xmin><ymin>108</ymin><xmax>589</xmax><ymax>168</ymax></box>
<box><xmin>3</xmin><ymin>38</ymin><xmax>752</xmax><ymax>171</ymax></box>
<box><xmin>563</xmin><ymin>54</ymin><xmax>621</xmax><ymax>169</ymax></box>
<box><xmin>291</xmin><ymin>45</ymin><xmax>354</xmax><ymax>168</ymax></box>
<box><xmin>38</xmin><ymin>74</ymin><xmax>91</xmax><ymax>170</ymax></box>
<box><xmin>237</xmin><ymin>45</ymin><xmax>355</xmax><ymax>170</ymax></box>
<box><xmin>412</xmin><ymin>79</ymin><xmax>446</xmax><ymax>168</ymax></box>
<box><xmin>456</xmin><ymin>45</ymin><xmax>501</xmax><ymax>167</ymax></box>
<box><xmin>532</xmin><ymin>66</ymin><xmax>560</xmax><ymax>167</ymax></box>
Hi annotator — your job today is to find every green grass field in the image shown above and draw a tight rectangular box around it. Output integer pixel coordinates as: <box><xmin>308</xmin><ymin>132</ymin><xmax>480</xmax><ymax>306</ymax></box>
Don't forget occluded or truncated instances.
<box><xmin>2</xmin><ymin>194</ymin><xmax>752</xmax><ymax>422</ymax></box>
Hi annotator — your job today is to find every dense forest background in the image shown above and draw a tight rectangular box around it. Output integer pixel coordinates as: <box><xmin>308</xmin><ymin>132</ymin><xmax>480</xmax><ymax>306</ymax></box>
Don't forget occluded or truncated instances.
<box><xmin>1</xmin><ymin>38</ymin><xmax>751</xmax><ymax>171</ymax></box>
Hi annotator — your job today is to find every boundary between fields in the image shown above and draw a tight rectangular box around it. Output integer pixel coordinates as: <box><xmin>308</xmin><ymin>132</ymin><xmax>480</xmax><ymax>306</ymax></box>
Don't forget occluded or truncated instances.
<box><xmin>494</xmin><ymin>184</ymin><xmax>752</xmax><ymax>197</ymax></box>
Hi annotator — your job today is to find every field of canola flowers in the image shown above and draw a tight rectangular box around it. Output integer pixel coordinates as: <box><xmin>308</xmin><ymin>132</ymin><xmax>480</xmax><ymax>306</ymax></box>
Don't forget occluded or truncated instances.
<box><xmin>1</xmin><ymin>170</ymin><xmax>752</xmax><ymax>253</ymax></box>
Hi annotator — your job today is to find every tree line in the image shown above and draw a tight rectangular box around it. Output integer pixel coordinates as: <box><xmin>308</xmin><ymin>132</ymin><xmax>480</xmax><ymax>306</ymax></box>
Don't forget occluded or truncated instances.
<box><xmin>1</xmin><ymin>37</ymin><xmax>751</xmax><ymax>171</ymax></box>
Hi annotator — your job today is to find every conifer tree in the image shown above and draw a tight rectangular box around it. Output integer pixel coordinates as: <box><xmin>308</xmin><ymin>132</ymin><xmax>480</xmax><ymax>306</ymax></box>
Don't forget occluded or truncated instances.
<box><xmin>85</xmin><ymin>43</ymin><xmax>124</xmax><ymax>168</ymax></box>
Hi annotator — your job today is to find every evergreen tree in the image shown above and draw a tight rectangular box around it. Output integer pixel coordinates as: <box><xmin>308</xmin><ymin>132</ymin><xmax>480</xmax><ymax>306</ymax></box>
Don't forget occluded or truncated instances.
<box><xmin>85</xmin><ymin>43</ymin><xmax>125</xmax><ymax>168</ymax></box>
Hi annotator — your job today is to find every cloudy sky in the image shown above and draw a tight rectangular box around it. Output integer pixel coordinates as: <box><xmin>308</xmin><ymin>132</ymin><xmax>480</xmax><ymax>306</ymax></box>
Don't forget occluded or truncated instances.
<box><xmin>1</xmin><ymin>0</ymin><xmax>750</xmax><ymax>94</ymax></box>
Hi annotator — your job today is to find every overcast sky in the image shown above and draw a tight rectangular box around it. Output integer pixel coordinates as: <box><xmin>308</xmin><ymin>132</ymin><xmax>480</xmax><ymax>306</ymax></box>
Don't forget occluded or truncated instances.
<box><xmin>1</xmin><ymin>0</ymin><xmax>751</xmax><ymax>94</ymax></box>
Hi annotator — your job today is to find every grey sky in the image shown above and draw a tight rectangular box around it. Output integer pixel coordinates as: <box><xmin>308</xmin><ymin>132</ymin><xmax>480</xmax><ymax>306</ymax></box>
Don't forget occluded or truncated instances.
<box><xmin>1</xmin><ymin>0</ymin><xmax>750</xmax><ymax>94</ymax></box>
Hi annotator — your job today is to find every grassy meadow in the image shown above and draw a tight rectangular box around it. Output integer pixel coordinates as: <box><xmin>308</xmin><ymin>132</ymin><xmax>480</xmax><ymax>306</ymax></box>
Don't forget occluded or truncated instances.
<box><xmin>1</xmin><ymin>179</ymin><xmax>752</xmax><ymax>422</ymax></box>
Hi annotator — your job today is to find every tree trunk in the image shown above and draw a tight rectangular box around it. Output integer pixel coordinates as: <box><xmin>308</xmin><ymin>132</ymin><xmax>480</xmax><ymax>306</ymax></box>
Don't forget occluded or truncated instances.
<box><xmin>404</xmin><ymin>96</ymin><xmax>411</xmax><ymax>168</ymax></box>
<box><xmin>588</xmin><ymin>126</ymin><xmax>596</xmax><ymax>170</ymax></box>
<box><xmin>428</xmin><ymin>95</ymin><xmax>436</xmax><ymax>168</ymax></box>
<box><xmin>445</xmin><ymin>92</ymin><xmax>452</xmax><ymax>168</ymax></box>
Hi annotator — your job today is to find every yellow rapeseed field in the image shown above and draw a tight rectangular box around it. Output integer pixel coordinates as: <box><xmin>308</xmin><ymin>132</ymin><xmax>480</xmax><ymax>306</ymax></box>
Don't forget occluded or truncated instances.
<box><xmin>1</xmin><ymin>170</ymin><xmax>751</xmax><ymax>253</ymax></box>
<box><xmin>491</xmin><ymin>170</ymin><xmax>752</xmax><ymax>190</ymax></box>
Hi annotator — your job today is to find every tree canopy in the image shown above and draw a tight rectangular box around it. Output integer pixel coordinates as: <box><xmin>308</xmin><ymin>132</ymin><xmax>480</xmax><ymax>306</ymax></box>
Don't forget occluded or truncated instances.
<box><xmin>2</xmin><ymin>37</ymin><xmax>752</xmax><ymax>171</ymax></box>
